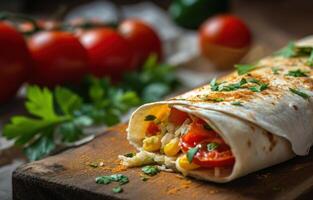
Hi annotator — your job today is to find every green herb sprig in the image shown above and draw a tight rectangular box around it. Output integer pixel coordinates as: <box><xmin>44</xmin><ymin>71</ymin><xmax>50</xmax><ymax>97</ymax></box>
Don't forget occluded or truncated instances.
<box><xmin>141</xmin><ymin>166</ymin><xmax>160</xmax><ymax>176</ymax></box>
<box><xmin>2</xmin><ymin>55</ymin><xmax>179</xmax><ymax>161</ymax></box>
<box><xmin>289</xmin><ymin>88</ymin><xmax>310</xmax><ymax>99</ymax></box>
<box><xmin>286</xmin><ymin>69</ymin><xmax>309</xmax><ymax>77</ymax></box>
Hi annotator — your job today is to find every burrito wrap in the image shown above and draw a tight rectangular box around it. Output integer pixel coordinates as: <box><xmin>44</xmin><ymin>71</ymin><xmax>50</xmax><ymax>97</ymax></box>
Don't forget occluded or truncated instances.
<box><xmin>123</xmin><ymin>36</ymin><xmax>313</xmax><ymax>182</ymax></box>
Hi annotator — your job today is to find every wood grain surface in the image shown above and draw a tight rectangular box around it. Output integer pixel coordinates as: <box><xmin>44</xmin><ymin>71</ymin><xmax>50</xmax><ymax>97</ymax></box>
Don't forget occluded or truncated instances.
<box><xmin>12</xmin><ymin>124</ymin><xmax>313</xmax><ymax>200</ymax></box>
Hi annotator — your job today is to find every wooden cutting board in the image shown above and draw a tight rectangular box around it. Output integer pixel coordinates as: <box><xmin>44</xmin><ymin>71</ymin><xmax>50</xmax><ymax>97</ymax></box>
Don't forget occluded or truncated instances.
<box><xmin>12</xmin><ymin>124</ymin><xmax>313</xmax><ymax>200</ymax></box>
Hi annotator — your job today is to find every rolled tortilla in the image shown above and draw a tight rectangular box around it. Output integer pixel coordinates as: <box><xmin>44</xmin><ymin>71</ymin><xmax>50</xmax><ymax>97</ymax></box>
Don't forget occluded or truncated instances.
<box><xmin>120</xmin><ymin>37</ymin><xmax>313</xmax><ymax>182</ymax></box>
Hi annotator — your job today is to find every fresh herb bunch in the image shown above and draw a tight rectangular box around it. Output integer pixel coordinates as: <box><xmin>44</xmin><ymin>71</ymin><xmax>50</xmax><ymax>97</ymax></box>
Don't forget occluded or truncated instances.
<box><xmin>2</xmin><ymin>55</ymin><xmax>180</xmax><ymax>161</ymax></box>
<box><xmin>120</xmin><ymin>54</ymin><xmax>180</xmax><ymax>102</ymax></box>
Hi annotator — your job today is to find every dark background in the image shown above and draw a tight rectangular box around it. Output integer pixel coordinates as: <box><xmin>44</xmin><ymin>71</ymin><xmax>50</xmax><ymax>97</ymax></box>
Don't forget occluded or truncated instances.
<box><xmin>1</xmin><ymin>0</ymin><xmax>313</xmax><ymax>38</ymax></box>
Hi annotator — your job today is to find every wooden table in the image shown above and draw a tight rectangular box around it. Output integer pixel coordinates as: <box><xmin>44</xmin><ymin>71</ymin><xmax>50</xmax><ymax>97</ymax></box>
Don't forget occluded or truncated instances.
<box><xmin>2</xmin><ymin>1</ymin><xmax>313</xmax><ymax>199</ymax></box>
<box><xmin>12</xmin><ymin>125</ymin><xmax>313</xmax><ymax>200</ymax></box>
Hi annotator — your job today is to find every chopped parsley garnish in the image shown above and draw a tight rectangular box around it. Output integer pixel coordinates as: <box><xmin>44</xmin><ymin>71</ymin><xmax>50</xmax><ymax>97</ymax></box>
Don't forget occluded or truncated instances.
<box><xmin>271</xmin><ymin>67</ymin><xmax>281</xmax><ymax>75</ymax></box>
<box><xmin>95</xmin><ymin>174</ymin><xmax>129</xmax><ymax>185</ymax></box>
<box><xmin>247</xmin><ymin>78</ymin><xmax>260</xmax><ymax>84</ymax></box>
<box><xmin>207</xmin><ymin>142</ymin><xmax>219</xmax><ymax>151</ymax></box>
<box><xmin>286</xmin><ymin>69</ymin><xmax>309</xmax><ymax>77</ymax></box>
<box><xmin>289</xmin><ymin>88</ymin><xmax>310</xmax><ymax>99</ymax></box>
<box><xmin>249</xmin><ymin>83</ymin><xmax>268</xmax><ymax>92</ymax></box>
<box><xmin>210</xmin><ymin>78</ymin><xmax>219</xmax><ymax>91</ymax></box>
<box><xmin>212</xmin><ymin>98</ymin><xmax>224</xmax><ymax>102</ymax></box>
<box><xmin>124</xmin><ymin>152</ymin><xmax>135</xmax><ymax>158</ymax></box>
<box><xmin>187</xmin><ymin>146</ymin><xmax>199</xmax><ymax>163</ymax></box>
<box><xmin>210</xmin><ymin>77</ymin><xmax>268</xmax><ymax>93</ymax></box>
<box><xmin>235</xmin><ymin>64</ymin><xmax>257</xmax><ymax>75</ymax></box>
<box><xmin>275</xmin><ymin>42</ymin><xmax>297</xmax><ymax>57</ymax></box>
<box><xmin>112</xmin><ymin>186</ymin><xmax>123</xmax><ymax>193</ymax></box>
<box><xmin>96</xmin><ymin>176</ymin><xmax>112</xmax><ymax>185</ymax></box>
<box><xmin>307</xmin><ymin>50</ymin><xmax>313</xmax><ymax>67</ymax></box>
<box><xmin>219</xmin><ymin>78</ymin><xmax>247</xmax><ymax>91</ymax></box>
<box><xmin>203</xmin><ymin>124</ymin><xmax>212</xmax><ymax>131</ymax></box>
<box><xmin>141</xmin><ymin>166</ymin><xmax>160</xmax><ymax>176</ymax></box>
<box><xmin>231</xmin><ymin>101</ymin><xmax>243</xmax><ymax>106</ymax></box>
<box><xmin>144</xmin><ymin>115</ymin><xmax>157</xmax><ymax>121</ymax></box>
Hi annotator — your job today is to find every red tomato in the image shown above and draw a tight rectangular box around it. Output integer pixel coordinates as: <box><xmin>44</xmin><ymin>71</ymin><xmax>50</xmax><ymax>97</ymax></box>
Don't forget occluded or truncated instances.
<box><xmin>180</xmin><ymin>118</ymin><xmax>235</xmax><ymax>167</ymax></box>
<box><xmin>146</xmin><ymin>122</ymin><xmax>160</xmax><ymax>136</ymax></box>
<box><xmin>168</xmin><ymin>108</ymin><xmax>190</xmax><ymax>126</ymax></box>
<box><xmin>193</xmin><ymin>148</ymin><xmax>235</xmax><ymax>167</ymax></box>
<box><xmin>180</xmin><ymin>120</ymin><xmax>217</xmax><ymax>151</ymax></box>
<box><xmin>119</xmin><ymin>19</ymin><xmax>162</xmax><ymax>66</ymax></box>
<box><xmin>79</xmin><ymin>28</ymin><xmax>136</xmax><ymax>81</ymax></box>
<box><xmin>28</xmin><ymin>31</ymin><xmax>88</xmax><ymax>87</ymax></box>
<box><xmin>199</xmin><ymin>15</ymin><xmax>252</xmax><ymax>69</ymax></box>
<box><xmin>200</xmin><ymin>15</ymin><xmax>251</xmax><ymax>49</ymax></box>
<box><xmin>0</xmin><ymin>22</ymin><xmax>31</xmax><ymax>103</ymax></box>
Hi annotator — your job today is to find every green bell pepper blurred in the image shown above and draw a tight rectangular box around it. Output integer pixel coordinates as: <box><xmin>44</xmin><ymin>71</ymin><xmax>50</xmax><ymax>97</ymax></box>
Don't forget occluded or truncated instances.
<box><xmin>169</xmin><ymin>0</ymin><xmax>230</xmax><ymax>29</ymax></box>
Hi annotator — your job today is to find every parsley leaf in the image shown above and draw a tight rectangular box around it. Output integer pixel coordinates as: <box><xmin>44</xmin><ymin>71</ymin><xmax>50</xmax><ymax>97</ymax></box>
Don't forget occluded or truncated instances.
<box><xmin>3</xmin><ymin>86</ymin><xmax>71</xmax><ymax>147</ymax></box>
<box><xmin>187</xmin><ymin>146</ymin><xmax>199</xmax><ymax>163</ymax></box>
<box><xmin>212</xmin><ymin>98</ymin><xmax>224</xmax><ymax>102</ymax></box>
<box><xmin>95</xmin><ymin>174</ymin><xmax>129</xmax><ymax>185</ymax></box>
<box><xmin>218</xmin><ymin>78</ymin><xmax>247</xmax><ymax>91</ymax></box>
<box><xmin>249</xmin><ymin>83</ymin><xmax>268</xmax><ymax>92</ymax></box>
<box><xmin>235</xmin><ymin>64</ymin><xmax>257</xmax><ymax>75</ymax></box>
<box><xmin>231</xmin><ymin>101</ymin><xmax>243</xmax><ymax>106</ymax></box>
<box><xmin>112</xmin><ymin>186</ymin><xmax>123</xmax><ymax>193</ymax></box>
<box><xmin>275</xmin><ymin>42</ymin><xmax>297</xmax><ymax>57</ymax></box>
<box><xmin>307</xmin><ymin>50</ymin><xmax>313</xmax><ymax>67</ymax></box>
<box><xmin>289</xmin><ymin>88</ymin><xmax>310</xmax><ymax>99</ymax></box>
<box><xmin>286</xmin><ymin>69</ymin><xmax>309</xmax><ymax>77</ymax></box>
<box><xmin>24</xmin><ymin>134</ymin><xmax>55</xmax><ymax>161</ymax></box>
<box><xmin>271</xmin><ymin>67</ymin><xmax>281</xmax><ymax>75</ymax></box>
<box><xmin>121</xmin><ymin>54</ymin><xmax>180</xmax><ymax>103</ymax></box>
<box><xmin>144</xmin><ymin>115</ymin><xmax>157</xmax><ymax>121</ymax></box>
<box><xmin>124</xmin><ymin>152</ymin><xmax>135</xmax><ymax>158</ymax></box>
<box><xmin>95</xmin><ymin>176</ymin><xmax>112</xmax><ymax>185</ymax></box>
<box><xmin>110</xmin><ymin>174</ymin><xmax>129</xmax><ymax>185</ymax></box>
<box><xmin>210</xmin><ymin>78</ymin><xmax>219</xmax><ymax>91</ymax></box>
<box><xmin>207</xmin><ymin>142</ymin><xmax>219</xmax><ymax>151</ymax></box>
<box><xmin>55</xmin><ymin>87</ymin><xmax>82</xmax><ymax>115</ymax></box>
<box><xmin>142</xmin><ymin>166</ymin><xmax>160</xmax><ymax>176</ymax></box>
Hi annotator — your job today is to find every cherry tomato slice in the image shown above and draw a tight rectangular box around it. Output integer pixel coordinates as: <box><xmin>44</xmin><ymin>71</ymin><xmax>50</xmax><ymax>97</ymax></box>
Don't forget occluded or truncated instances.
<box><xmin>180</xmin><ymin>120</ymin><xmax>216</xmax><ymax>151</ymax></box>
<box><xmin>180</xmin><ymin>117</ymin><xmax>235</xmax><ymax>168</ymax></box>
<box><xmin>168</xmin><ymin>108</ymin><xmax>190</xmax><ymax>126</ymax></box>
<box><xmin>193</xmin><ymin>149</ymin><xmax>235</xmax><ymax>168</ymax></box>
<box><xmin>146</xmin><ymin>122</ymin><xmax>160</xmax><ymax>136</ymax></box>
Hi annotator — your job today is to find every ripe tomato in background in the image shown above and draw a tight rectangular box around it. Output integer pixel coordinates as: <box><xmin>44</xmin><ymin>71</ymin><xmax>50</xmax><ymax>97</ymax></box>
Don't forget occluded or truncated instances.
<box><xmin>28</xmin><ymin>31</ymin><xmax>88</xmax><ymax>87</ymax></box>
<box><xmin>119</xmin><ymin>19</ymin><xmax>162</xmax><ymax>66</ymax></box>
<box><xmin>0</xmin><ymin>22</ymin><xmax>31</xmax><ymax>104</ymax></box>
<box><xmin>79</xmin><ymin>28</ymin><xmax>136</xmax><ymax>81</ymax></box>
<box><xmin>199</xmin><ymin>15</ymin><xmax>252</xmax><ymax>69</ymax></box>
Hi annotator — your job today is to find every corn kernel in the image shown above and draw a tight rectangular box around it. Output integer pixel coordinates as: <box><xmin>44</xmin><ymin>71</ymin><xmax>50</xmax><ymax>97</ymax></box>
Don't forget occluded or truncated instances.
<box><xmin>178</xmin><ymin>155</ymin><xmax>200</xmax><ymax>170</ymax></box>
<box><xmin>143</xmin><ymin>136</ymin><xmax>161</xmax><ymax>152</ymax></box>
<box><xmin>164</xmin><ymin>138</ymin><xmax>181</xmax><ymax>157</ymax></box>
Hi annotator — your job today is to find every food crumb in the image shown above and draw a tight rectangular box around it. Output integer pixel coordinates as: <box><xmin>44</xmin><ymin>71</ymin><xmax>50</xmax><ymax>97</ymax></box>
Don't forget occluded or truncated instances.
<box><xmin>166</xmin><ymin>180</ymin><xmax>192</xmax><ymax>195</ymax></box>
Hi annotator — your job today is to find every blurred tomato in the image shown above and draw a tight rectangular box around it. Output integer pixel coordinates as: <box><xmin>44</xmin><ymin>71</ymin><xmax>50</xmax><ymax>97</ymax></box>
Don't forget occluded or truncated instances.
<box><xmin>119</xmin><ymin>19</ymin><xmax>162</xmax><ymax>66</ymax></box>
<box><xmin>79</xmin><ymin>28</ymin><xmax>136</xmax><ymax>80</ymax></box>
<box><xmin>199</xmin><ymin>15</ymin><xmax>252</xmax><ymax>69</ymax></box>
<box><xmin>0</xmin><ymin>22</ymin><xmax>31</xmax><ymax>104</ymax></box>
<box><xmin>28</xmin><ymin>31</ymin><xmax>88</xmax><ymax>87</ymax></box>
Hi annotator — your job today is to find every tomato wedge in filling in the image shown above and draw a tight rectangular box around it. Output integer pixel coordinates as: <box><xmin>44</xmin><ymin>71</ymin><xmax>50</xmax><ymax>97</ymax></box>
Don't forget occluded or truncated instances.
<box><xmin>180</xmin><ymin>117</ymin><xmax>235</xmax><ymax>168</ymax></box>
<box><xmin>146</xmin><ymin>122</ymin><xmax>160</xmax><ymax>136</ymax></box>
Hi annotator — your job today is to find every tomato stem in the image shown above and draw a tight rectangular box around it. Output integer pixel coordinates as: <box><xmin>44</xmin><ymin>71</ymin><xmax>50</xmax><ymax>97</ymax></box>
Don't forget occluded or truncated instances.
<box><xmin>0</xmin><ymin>11</ymin><xmax>41</xmax><ymax>35</ymax></box>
